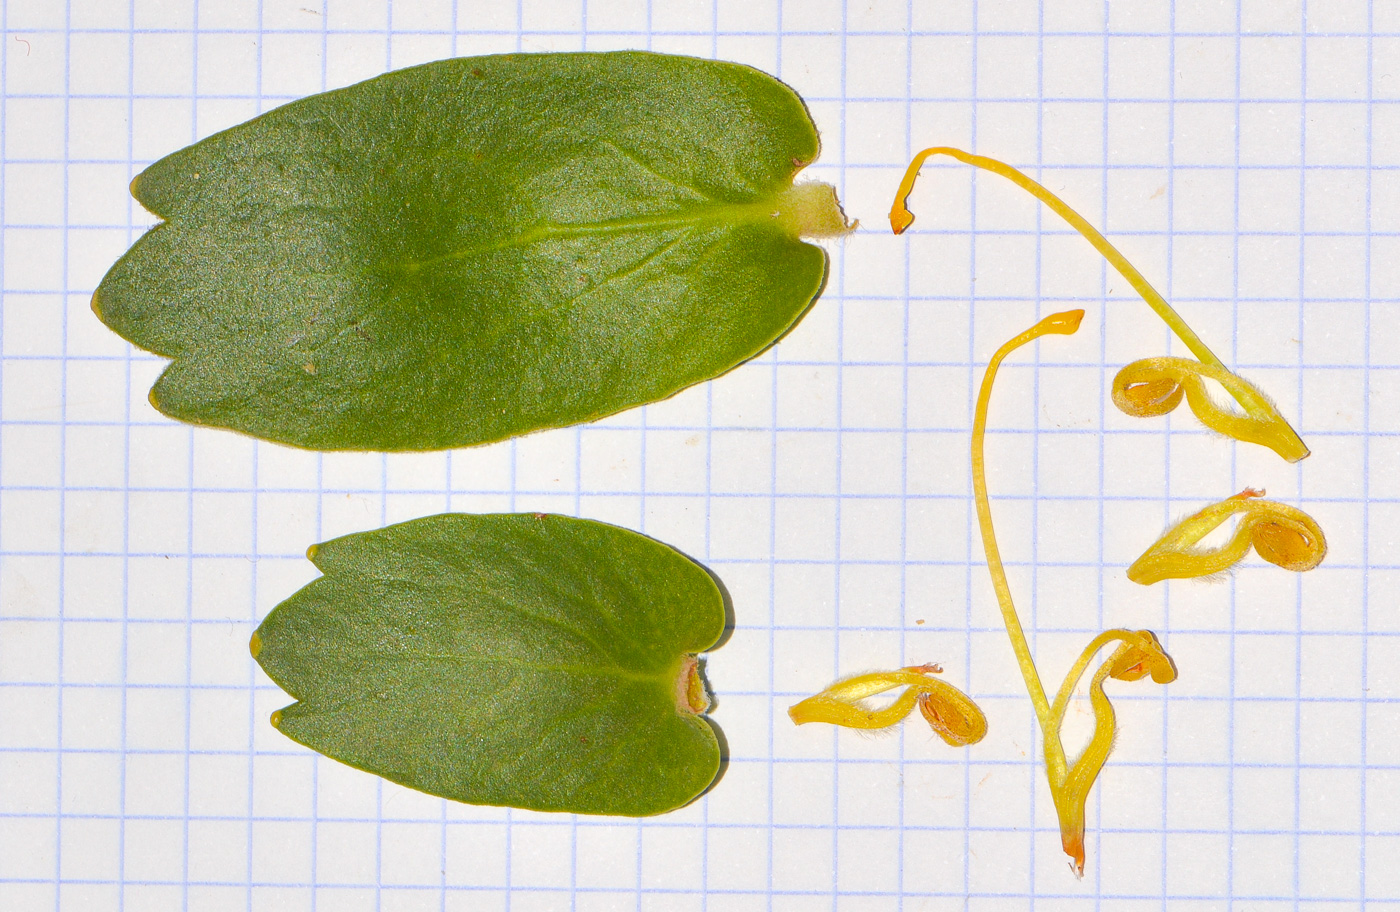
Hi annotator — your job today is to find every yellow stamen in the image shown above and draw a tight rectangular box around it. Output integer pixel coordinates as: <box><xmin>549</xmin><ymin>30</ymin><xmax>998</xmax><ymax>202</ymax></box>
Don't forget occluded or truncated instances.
<box><xmin>1128</xmin><ymin>489</ymin><xmax>1327</xmax><ymax>584</ymax></box>
<box><xmin>891</xmin><ymin>146</ymin><xmax>1308</xmax><ymax>462</ymax></box>
<box><xmin>789</xmin><ymin>665</ymin><xmax>987</xmax><ymax>747</ymax></box>
<box><xmin>971</xmin><ymin>309</ymin><xmax>1178</xmax><ymax>875</ymax></box>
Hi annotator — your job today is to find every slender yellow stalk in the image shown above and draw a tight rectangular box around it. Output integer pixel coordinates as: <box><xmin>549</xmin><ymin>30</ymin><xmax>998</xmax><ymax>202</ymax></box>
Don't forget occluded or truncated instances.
<box><xmin>970</xmin><ymin>310</ymin><xmax>1085</xmax><ymax>757</ymax></box>
<box><xmin>971</xmin><ymin>309</ymin><xmax>1178</xmax><ymax>875</ymax></box>
<box><xmin>891</xmin><ymin>146</ymin><xmax>1309</xmax><ymax>463</ymax></box>
<box><xmin>890</xmin><ymin>148</ymin><xmax>1218</xmax><ymax>365</ymax></box>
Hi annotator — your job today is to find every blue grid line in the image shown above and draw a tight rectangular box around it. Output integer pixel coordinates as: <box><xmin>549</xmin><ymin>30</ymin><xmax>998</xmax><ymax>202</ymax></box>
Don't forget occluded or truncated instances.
<box><xmin>1362</xmin><ymin>1</ymin><xmax>1375</xmax><ymax>906</ymax></box>
<box><xmin>3</xmin><ymin>424</ymin><xmax>1397</xmax><ymax>441</ymax></box>
<box><xmin>181</xmin><ymin>6</ymin><xmax>197</xmax><ymax>909</ymax></box>
<box><xmin>0</xmin><ymin>878</ymin><xmax>1388</xmax><ymax>901</ymax></box>
<box><xmin>52</xmin><ymin>0</ymin><xmax>70</xmax><ymax>907</ymax></box>
<box><xmin>374</xmin><ymin>5</ymin><xmax>392</xmax><ymax>900</ymax></box>
<box><xmin>2</xmin><ymin>748</ymin><xmax>1392</xmax><ymax>771</ymax></box>
<box><xmin>18</xmin><ymin>90</ymin><xmax>1400</xmax><ymax>104</ymax></box>
<box><xmin>11</xmin><ymin>291</ymin><xmax>1400</xmax><ymax>306</ymax></box>
<box><xmin>963</xmin><ymin>0</ymin><xmax>981</xmax><ymax>898</ymax></box>
<box><xmin>571</xmin><ymin>8</ymin><xmax>584</xmax><ymax>909</ymax></box>
<box><xmin>28</xmin><ymin>154</ymin><xmax>1400</xmax><ymax>168</ymax></box>
<box><xmin>1160</xmin><ymin>0</ymin><xmax>1180</xmax><ymax>903</ymax></box>
<box><xmin>1096</xmin><ymin>0</ymin><xmax>1112</xmax><ymax>895</ymax></box>
<box><xmin>830</xmin><ymin>3</ymin><xmax>845</xmax><ymax>906</ymax></box>
<box><xmin>117</xmin><ymin>4</ymin><xmax>135</xmax><ymax>910</ymax></box>
<box><xmin>13</xmin><ymin>26</ymin><xmax>1400</xmax><ymax>38</ymax></box>
<box><xmin>1294</xmin><ymin>9</ymin><xmax>1310</xmax><ymax>903</ymax></box>
<box><xmin>505</xmin><ymin>9</ymin><xmax>521</xmax><ymax>910</ymax></box>
<box><xmin>897</xmin><ymin>0</ymin><xmax>912</xmax><ymax>905</ymax></box>
<box><xmin>1226</xmin><ymin>3</ymin><xmax>1241</xmax><ymax>901</ymax></box>
<box><xmin>1031</xmin><ymin>0</ymin><xmax>1047</xmax><ymax>883</ymax></box>
<box><xmin>5</xmin><ymin>808</ymin><xmax>1391</xmax><ymax>831</ymax></box>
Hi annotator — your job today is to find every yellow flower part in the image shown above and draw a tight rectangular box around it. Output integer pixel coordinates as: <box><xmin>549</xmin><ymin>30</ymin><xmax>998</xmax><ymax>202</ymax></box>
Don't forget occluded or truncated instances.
<box><xmin>970</xmin><ymin>309</ymin><xmax>1178</xmax><ymax>876</ymax></box>
<box><xmin>1050</xmin><ymin>630</ymin><xmax>1177</xmax><ymax>875</ymax></box>
<box><xmin>1128</xmin><ymin>488</ymin><xmax>1327</xmax><ymax>585</ymax></box>
<box><xmin>891</xmin><ymin>146</ymin><xmax>1309</xmax><ymax>463</ymax></box>
<box><xmin>789</xmin><ymin>664</ymin><xmax>987</xmax><ymax>747</ymax></box>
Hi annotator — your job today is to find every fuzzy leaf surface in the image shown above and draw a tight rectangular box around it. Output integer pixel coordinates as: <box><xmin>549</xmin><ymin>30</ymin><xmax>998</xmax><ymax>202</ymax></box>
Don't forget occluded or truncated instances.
<box><xmin>96</xmin><ymin>51</ymin><xmax>841</xmax><ymax>450</ymax></box>
<box><xmin>252</xmin><ymin>512</ymin><xmax>727</xmax><ymax>816</ymax></box>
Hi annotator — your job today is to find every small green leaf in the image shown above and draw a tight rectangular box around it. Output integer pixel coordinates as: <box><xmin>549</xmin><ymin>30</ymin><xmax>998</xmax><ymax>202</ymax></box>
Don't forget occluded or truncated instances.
<box><xmin>251</xmin><ymin>512</ymin><xmax>728</xmax><ymax>816</ymax></box>
<box><xmin>95</xmin><ymin>51</ymin><xmax>850</xmax><ymax>451</ymax></box>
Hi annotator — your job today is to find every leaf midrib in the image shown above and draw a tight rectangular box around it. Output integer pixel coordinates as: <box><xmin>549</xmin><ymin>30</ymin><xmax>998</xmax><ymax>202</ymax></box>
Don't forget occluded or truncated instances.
<box><xmin>395</xmin><ymin>197</ymin><xmax>788</xmax><ymax>274</ymax></box>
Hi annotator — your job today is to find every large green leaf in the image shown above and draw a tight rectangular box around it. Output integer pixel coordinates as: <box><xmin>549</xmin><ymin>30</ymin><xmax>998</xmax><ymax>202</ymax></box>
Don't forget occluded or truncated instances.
<box><xmin>95</xmin><ymin>51</ymin><xmax>849</xmax><ymax>450</ymax></box>
<box><xmin>251</xmin><ymin>512</ymin><xmax>727</xmax><ymax>816</ymax></box>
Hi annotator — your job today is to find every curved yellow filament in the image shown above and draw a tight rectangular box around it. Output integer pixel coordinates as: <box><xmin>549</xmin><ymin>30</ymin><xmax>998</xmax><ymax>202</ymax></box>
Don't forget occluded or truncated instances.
<box><xmin>1113</xmin><ymin>357</ymin><xmax>1308</xmax><ymax>461</ymax></box>
<box><xmin>1128</xmin><ymin>488</ymin><xmax>1327</xmax><ymax>585</ymax></box>
<box><xmin>891</xmin><ymin>146</ymin><xmax>1309</xmax><ymax>463</ymax></box>
<box><xmin>788</xmin><ymin>665</ymin><xmax>988</xmax><ymax>747</ymax></box>
<box><xmin>972</xmin><ymin>309</ymin><xmax>1086</xmax><ymax>741</ymax></box>
<box><xmin>973</xmin><ymin>309</ymin><xmax>1178</xmax><ymax>875</ymax></box>
<box><xmin>1047</xmin><ymin>630</ymin><xmax>1177</xmax><ymax>874</ymax></box>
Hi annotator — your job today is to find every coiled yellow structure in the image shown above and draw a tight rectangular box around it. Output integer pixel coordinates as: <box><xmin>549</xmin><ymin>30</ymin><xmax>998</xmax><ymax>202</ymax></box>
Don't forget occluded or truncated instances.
<box><xmin>789</xmin><ymin>664</ymin><xmax>987</xmax><ymax>747</ymax></box>
<box><xmin>1129</xmin><ymin>488</ymin><xmax>1326</xmax><ymax>584</ymax></box>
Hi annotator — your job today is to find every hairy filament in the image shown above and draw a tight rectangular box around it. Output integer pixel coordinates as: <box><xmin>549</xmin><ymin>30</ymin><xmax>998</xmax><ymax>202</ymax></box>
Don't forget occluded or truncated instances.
<box><xmin>891</xmin><ymin>146</ymin><xmax>1308</xmax><ymax>462</ymax></box>
<box><xmin>972</xmin><ymin>309</ymin><xmax>1177</xmax><ymax>875</ymax></box>
<box><xmin>789</xmin><ymin>665</ymin><xmax>987</xmax><ymax>747</ymax></box>
<box><xmin>1048</xmin><ymin>630</ymin><xmax>1177</xmax><ymax>873</ymax></box>
<box><xmin>971</xmin><ymin>310</ymin><xmax>1086</xmax><ymax>750</ymax></box>
<box><xmin>1128</xmin><ymin>488</ymin><xmax>1327</xmax><ymax>585</ymax></box>
<box><xmin>1112</xmin><ymin>357</ymin><xmax>1304</xmax><ymax>458</ymax></box>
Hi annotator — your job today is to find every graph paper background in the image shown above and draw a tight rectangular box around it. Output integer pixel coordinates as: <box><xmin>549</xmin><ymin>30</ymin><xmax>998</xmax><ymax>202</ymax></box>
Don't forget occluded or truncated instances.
<box><xmin>1</xmin><ymin>0</ymin><xmax>1396</xmax><ymax>908</ymax></box>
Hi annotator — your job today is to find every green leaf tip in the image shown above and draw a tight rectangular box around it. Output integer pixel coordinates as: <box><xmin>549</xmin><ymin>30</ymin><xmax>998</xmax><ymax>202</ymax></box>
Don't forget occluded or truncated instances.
<box><xmin>95</xmin><ymin>50</ymin><xmax>847</xmax><ymax>452</ymax></box>
<box><xmin>253</xmin><ymin>512</ymin><xmax>728</xmax><ymax>817</ymax></box>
